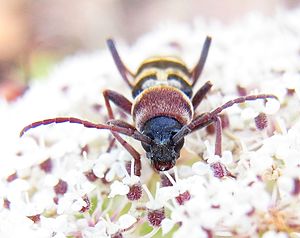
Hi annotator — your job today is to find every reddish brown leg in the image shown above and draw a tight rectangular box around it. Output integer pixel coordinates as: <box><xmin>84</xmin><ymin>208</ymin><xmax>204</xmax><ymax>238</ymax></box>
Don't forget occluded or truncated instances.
<box><xmin>106</xmin><ymin>137</ymin><xmax>116</xmax><ymax>152</ymax></box>
<box><xmin>210</xmin><ymin>94</ymin><xmax>277</xmax><ymax>115</ymax></box>
<box><xmin>103</xmin><ymin>90</ymin><xmax>143</xmax><ymax>176</ymax></box>
<box><xmin>172</xmin><ymin>94</ymin><xmax>277</xmax><ymax>143</ymax></box>
<box><xmin>192</xmin><ymin>81</ymin><xmax>212</xmax><ymax>110</ymax></box>
<box><xmin>214</xmin><ymin>116</ymin><xmax>222</xmax><ymax>157</ymax></box>
<box><xmin>107</xmin><ymin>119</ymin><xmax>151</xmax><ymax>144</ymax></box>
<box><xmin>102</xmin><ymin>89</ymin><xmax>131</xmax><ymax>152</ymax></box>
<box><xmin>106</xmin><ymin>39</ymin><xmax>134</xmax><ymax>88</ymax></box>
<box><xmin>190</xmin><ymin>36</ymin><xmax>212</xmax><ymax>86</ymax></box>
<box><xmin>210</xmin><ymin>116</ymin><xmax>236</xmax><ymax>178</ymax></box>
<box><xmin>103</xmin><ymin>89</ymin><xmax>132</xmax><ymax>116</ymax></box>
<box><xmin>191</xmin><ymin>94</ymin><xmax>276</xmax><ymax>132</ymax></box>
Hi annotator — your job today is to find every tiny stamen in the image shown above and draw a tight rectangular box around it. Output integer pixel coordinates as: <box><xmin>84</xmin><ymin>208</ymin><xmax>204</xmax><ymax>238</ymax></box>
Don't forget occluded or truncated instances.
<box><xmin>142</xmin><ymin>184</ymin><xmax>154</xmax><ymax>203</ymax></box>
<box><xmin>131</xmin><ymin>159</ymin><xmax>134</xmax><ymax>178</ymax></box>
<box><xmin>163</xmin><ymin>171</ymin><xmax>176</xmax><ymax>186</ymax></box>
<box><xmin>255</xmin><ymin>112</ymin><xmax>268</xmax><ymax>130</ymax></box>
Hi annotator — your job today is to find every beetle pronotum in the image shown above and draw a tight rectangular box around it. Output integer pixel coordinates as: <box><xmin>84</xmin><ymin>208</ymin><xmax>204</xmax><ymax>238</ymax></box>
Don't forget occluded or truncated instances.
<box><xmin>20</xmin><ymin>37</ymin><xmax>277</xmax><ymax>177</ymax></box>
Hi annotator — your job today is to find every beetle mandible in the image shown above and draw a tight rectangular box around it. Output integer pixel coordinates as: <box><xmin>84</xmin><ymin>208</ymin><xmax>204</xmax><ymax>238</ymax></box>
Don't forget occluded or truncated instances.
<box><xmin>20</xmin><ymin>37</ymin><xmax>277</xmax><ymax>176</ymax></box>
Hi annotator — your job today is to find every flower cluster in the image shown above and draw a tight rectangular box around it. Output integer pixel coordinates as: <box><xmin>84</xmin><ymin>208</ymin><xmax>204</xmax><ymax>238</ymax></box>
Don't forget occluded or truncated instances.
<box><xmin>1</xmin><ymin>8</ymin><xmax>300</xmax><ymax>238</ymax></box>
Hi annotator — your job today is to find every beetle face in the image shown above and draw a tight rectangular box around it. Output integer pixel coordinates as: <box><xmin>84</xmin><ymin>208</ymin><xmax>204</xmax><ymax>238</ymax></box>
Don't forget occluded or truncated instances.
<box><xmin>142</xmin><ymin>137</ymin><xmax>184</xmax><ymax>171</ymax></box>
<box><xmin>141</xmin><ymin>116</ymin><xmax>185</xmax><ymax>171</ymax></box>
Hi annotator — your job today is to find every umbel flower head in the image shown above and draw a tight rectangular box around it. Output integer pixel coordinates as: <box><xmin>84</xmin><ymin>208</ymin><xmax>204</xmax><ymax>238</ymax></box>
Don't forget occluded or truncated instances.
<box><xmin>1</xmin><ymin>8</ymin><xmax>300</xmax><ymax>238</ymax></box>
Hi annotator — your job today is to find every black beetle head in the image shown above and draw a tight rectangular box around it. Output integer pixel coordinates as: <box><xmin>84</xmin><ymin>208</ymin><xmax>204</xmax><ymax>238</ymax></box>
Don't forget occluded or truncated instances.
<box><xmin>141</xmin><ymin>116</ymin><xmax>184</xmax><ymax>172</ymax></box>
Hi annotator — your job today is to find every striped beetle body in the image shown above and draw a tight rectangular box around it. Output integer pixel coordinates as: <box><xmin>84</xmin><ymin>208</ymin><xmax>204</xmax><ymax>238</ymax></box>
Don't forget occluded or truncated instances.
<box><xmin>20</xmin><ymin>37</ymin><xmax>277</xmax><ymax>176</ymax></box>
<box><xmin>131</xmin><ymin>57</ymin><xmax>194</xmax><ymax>171</ymax></box>
<box><xmin>132</xmin><ymin>58</ymin><xmax>194</xmax><ymax>171</ymax></box>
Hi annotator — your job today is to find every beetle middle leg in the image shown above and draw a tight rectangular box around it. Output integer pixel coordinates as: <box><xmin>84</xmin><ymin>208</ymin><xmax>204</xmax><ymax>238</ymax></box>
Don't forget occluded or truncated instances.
<box><xmin>213</xmin><ymin>116</ymin><xmax>222</xmax><ymax>157</ymax></box>
<box><xmin>172</xmin><ymin>94</ymin><xmax>277</xmax><ymax>177</ymax></box>
<box><xmin>102</xmin><ymin>89</ymin><xmax>132</xmax><ymax>152</ymax></box>
<box><xmin>209</xmin><ymin>116</ymin><xmax>233</xmax><ymax>178</ymax></box>
<box><xmin>173</xmin><ymin>93</ymin><xmax>277</xmax><ymax>141</ymax></box>
<box><xmin>192</xmin><ymin>81</ymin><xmax>213</xmax><ymax>111</ymax></box>
<box><xmin>103</xmin><ymin>89</ymin><xmax>142</xmax><ymax>176</ymax></box>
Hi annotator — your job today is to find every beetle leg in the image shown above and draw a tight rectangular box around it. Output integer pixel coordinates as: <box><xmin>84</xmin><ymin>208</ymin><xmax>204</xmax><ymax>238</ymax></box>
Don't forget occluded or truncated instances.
<box><xmin>192</xmin><ymin>81</ymin><xmax>212</xmax><ymax>110</ymax></box>
<box><xmin>103</xmin><ymin>89</ymin><xmax>132</xmax><ymax>117</ymax></box>
<box><xmin>103</xmin><ymin>90</ymin><xmax>142</xmax><ymax>176</ymax></box>
<box><xmin>172</xmin><ymin>94</ymin><xmax>277</xmax><ymax>143</ymax></box>
<box><xmin>106</xmin><ymin>136</ymin><xmax>116</xmax><ymax>153</ymax></box>
<box><xmin>190</xmin><ymin>94</ymin><xmax>277</xmax><ymax>132</ymax></box>
<box><xmin>102</xmin><ymin>89</ymin><xmax>132</xmax><ymax>152</ymax></box>
<box><xmin>209</xmin><ymin>94</ymin><xmax>278</xmax><ymax>116</ymax></box>
<box><xmin>213</xmin><ymin>116</ymin><xmax>222</xmax><ymax>157</ymax></box>
<box><xmin>107</xmin><ymin>119</ymin><xmax>152</xmax><ymax>144</ymax></box>
<box><xmin>210</xmin><ymin>116</ymin><xmax>236</xmax><ymax>178</ymax></box>
<box><xmin>190</xmin><ymin>36</ymin><xmax>211</xmax><ymax>86</ymax></box>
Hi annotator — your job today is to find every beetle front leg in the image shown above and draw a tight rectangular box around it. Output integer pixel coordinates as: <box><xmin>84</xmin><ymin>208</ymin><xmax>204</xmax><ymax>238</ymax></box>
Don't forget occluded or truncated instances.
<box><xmin>102</xmin><ymin>89</ymin><xmax>132</xmax><ymax>152</ymax></box>
<box><xmin>192</xmin><ymin>81</ymin><xmax>212</xmax><ymax>111</ymax></box>
<box><xmin>103</xmin><ymin>89</ymin><xmax>132</xmax><ymax>117</ymax></box>
<box><xmin>209</xmin><ymin>116</ymin><xmax>233</xmax><ymax>178</ymax></box>
<box><xmin>103</xmin><ymin>90</ymin><xmax>143</xmax><ymax>176</ymax></box>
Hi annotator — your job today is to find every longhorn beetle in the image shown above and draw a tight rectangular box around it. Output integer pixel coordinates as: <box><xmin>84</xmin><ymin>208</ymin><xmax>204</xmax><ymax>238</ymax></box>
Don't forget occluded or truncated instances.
<box><xmin>20</xmin><ymin>36</ymin><xmax>277</xmax><ymax>177</ymax></box>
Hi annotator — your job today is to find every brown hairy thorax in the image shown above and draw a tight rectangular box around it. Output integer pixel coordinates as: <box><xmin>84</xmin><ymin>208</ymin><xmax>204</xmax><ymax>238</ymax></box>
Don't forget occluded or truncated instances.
<box><xmin>132</xmin><ymin>85</ymin><xmax>193</xmax><ymax>130</ymax></box>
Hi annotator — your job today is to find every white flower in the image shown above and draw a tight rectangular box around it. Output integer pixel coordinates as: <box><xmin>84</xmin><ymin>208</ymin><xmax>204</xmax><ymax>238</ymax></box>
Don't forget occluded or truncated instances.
<box><xmin>264</xmin><ymin>99</ymin><xmax>280</xmax><ymax>115</ymax></box>
<box><xmin>1</xmin><ymin>8</ymin><xmax>300</xmax><ymax>238</ymax></box>
<box><xmin>40</xmin><ymin>215</ymin><xmax>72</xmax><ymax>237</ymax></box>
<box><xmin>161</xmin><ymin>218</ymin><xmax>176</xmax><ymax>235</ymax></box>
<box><xmin>81</xmin><ymin>219</ymin><xmax>110</xmax><ymax>238</ymax></box>
<box><xmin>192</xmin><ymin>161</ymin><xmax>212</xmax><ymax>175</ymax></box>
<box><xmin>143</xmin><ymin>183</ymin><xmax>165</xmax><ymax>210</ymax></box>
<box><xmin>0</xmin><ymin>210</ymin><xmax>47</xmax><ymax>238</ymax></box>
<box><xmin>93</xmin><ymin>150</ymin><xmax>130</xmax><ymax>182</ymax></box>
<box><xmin>262</xmin><ymin>231</ymin><xmax>288</xmax><ymax>238</ymax></box>
<box><xmin>173</xmin><ymin>221</ymin><xmax>208</xmax><ymax>238</ymax></box>
<box><xmin>108</xmin><ymin>180</ymin><xmax>129</xmax><ymax>198</ymax></box>
<box><xmin>121</xmin><ymin>159</ymin><xmax>141</xmax><ymax>186</ymax></box>
<box><xmin>57</xmin><ymin>192</ymin><xmax>87</xmax><ymax>214</ymax></box>
<box><xmin>117</xmin><ymin>214</ymin><xmax>137</xmax><ymax>230</ymax></box>
<box><xmin>81</xmin><ymin>214</ymin><xmax>137</xmax><ymax>238</ymax></box>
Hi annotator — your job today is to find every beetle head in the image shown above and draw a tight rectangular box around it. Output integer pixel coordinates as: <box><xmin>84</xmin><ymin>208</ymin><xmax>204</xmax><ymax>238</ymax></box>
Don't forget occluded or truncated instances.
<box><xmin>141</xmin><ymin>116</ymin><xmax>184</xmax><ymax>172</ymax></box>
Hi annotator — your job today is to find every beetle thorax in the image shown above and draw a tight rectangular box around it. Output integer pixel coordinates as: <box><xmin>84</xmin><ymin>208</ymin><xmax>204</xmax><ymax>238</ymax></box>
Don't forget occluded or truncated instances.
<box><xmin>132</xmin><ymin>85</ymin><xmax>194</xmax><ymax>131</ymax></box>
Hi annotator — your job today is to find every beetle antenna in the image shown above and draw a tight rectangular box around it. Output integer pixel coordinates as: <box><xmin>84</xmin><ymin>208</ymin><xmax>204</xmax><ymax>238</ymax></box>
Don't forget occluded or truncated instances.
<box><xmin>107</xmin><ymin>39</ymin><xmax>134</xmax><ymax>88</ymax></box>
<box><xmin>190</xmin><ymin>36</ymin><xmax>212</xmax><ymax>86</ymax></box>
<box><xmin>20</xmin><ymin>117</ymin><xmax>152</xmax><ymax>144</ymax></box>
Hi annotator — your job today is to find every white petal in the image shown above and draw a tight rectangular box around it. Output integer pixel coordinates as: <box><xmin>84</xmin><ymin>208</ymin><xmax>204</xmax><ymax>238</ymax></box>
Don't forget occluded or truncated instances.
<box><xmin>92</xmin><ymin>161</ymin><xmax>106</xmax><ymax>178</ymax></box>
<box><xmin>161</xmin><ymin>218</ymin><xmax>175</xmax><ymax>235</ymax></box>
<box><xmin>108</xmin><ymin>181</ymin><xmax>129</xmax><ymax>198</ymax></box>
<box><xmin>264</xmin><ymin>99</ymin><xmax>280</xmax><ymax>115</ymax></box>
<box><xmin>118</xmin><ymin>214</ymin><xmax>137</xmax><ymax>229</ymax></box>
<box><xmin>192</xmin><ymin>162</ymin><xmax>211</xmax><ymax>175</ymax></box>
<box><xmin>122</xmin><ymin>175</ymin><xmax>140</xmax><ymax>186</ymax></box>
<box><xmin>71</xmin><ymin>198</ymin><xmax>86</xmax><ymax>211</ymax></box>
<box><xmin>222</xmin><ymin>150</ymin><xmax>233</xmax><ymax>164</ymax></box>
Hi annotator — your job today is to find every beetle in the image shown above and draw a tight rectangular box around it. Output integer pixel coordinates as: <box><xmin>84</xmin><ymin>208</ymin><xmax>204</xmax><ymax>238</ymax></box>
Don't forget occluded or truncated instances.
<box><xmin>20</xmin><ymin>36</ymin><xmax>277</xmax><ymax>176</ymax></box>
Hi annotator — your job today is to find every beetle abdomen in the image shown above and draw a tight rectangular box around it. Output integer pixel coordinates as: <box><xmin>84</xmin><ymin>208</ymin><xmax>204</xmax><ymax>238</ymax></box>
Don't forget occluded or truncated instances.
<box><xmin>132</xmin><ymin>85</ymin><xmax>193</xmax><ymax>130</ymax></box>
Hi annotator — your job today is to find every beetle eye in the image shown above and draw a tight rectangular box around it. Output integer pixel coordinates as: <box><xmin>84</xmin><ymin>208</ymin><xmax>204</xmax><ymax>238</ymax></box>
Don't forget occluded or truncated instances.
<box><xmin>174</xmin><ymin>138</ymin><xmax>184</xmax><ymax>152</ymax></box>
<box><xmin>170</xmin><ymin>130</ymin><xmax>179</xmax><ymax>138</ymax></box>
<box><xmin>141</xmin><ymin>142</ymin><xmax>151</xmax><ymax>152</ymax></box>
